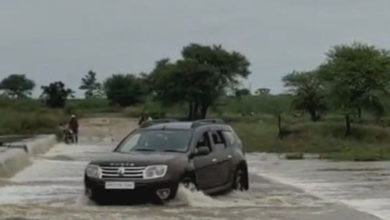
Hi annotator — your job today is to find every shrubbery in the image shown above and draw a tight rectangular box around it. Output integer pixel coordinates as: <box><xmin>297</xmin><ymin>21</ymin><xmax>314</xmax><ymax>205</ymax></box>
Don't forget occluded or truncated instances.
<box><xmin>231</xmin><ymin>119</ymin><xmax>390</xmax><ymax>161</ymax></box>
<box><xmin>0</xmin><ymin>99</ymin><xmax>65</xmax><ymax>135</ymax></box>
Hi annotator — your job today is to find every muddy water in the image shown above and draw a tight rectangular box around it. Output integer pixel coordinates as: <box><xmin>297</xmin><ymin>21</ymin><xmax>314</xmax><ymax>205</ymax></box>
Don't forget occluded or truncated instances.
<box><xmin>0</xmin><ymin>142</ymin><xmax>384</xmax><ymax>220</ymax></box>
<box><xmin>249</xmin><ymin>153</ymin><xmax>390</xmax><ymax>220</ymax></box>
<box><xmin>0</xmin><ymin>142</ymin><xmax>323</xmax><ymax>220</ymax></box>
<box><xmin>0</xmin><ymin>118</ymin><xmax>386</xmax><ymax>219</ymax></box>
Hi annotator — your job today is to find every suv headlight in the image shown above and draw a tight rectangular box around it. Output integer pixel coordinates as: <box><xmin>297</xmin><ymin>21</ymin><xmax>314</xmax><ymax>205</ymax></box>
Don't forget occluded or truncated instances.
<box><xmin>86</xmin><ymin>164</ymin><xmax>101</xmax><ymax>179</ymax></box>
<box><xmin>143</xmin><ymin>165</ymin><xmax>167</xmax><ymax>179</ymax></box>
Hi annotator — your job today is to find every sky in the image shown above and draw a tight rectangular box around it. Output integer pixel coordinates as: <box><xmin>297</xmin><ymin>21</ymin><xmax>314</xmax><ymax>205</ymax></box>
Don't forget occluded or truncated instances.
<box><xmin>1</xmin><ymin>0</ymin><xmax>390</xmax><ymax>97</ymax></box>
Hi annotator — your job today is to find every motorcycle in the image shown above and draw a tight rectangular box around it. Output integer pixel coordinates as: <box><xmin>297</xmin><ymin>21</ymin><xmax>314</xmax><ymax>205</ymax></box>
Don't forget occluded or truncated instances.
<box><xmin>63</xmin><ymin>128</ymin><xmax>76</xmax><ymax>144</ymax></box>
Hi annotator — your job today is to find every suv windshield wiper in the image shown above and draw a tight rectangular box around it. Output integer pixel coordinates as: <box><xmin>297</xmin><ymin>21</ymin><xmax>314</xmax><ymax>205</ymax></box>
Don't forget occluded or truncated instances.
<box><xmin>133</xmin><ymin>148</ymin><xmax>156</xmax><ymax>152</ymax></box>
<box><xmin>162</xmin><ymin>149</ymin><xmax>184</xmax><ymax>153</ymax></box>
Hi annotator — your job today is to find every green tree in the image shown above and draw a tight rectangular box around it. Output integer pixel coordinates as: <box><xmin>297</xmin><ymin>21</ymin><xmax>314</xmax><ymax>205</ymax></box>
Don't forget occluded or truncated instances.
<box><xmin>255</xmin><ymin>88</ymin><xmax>270</xmax><ymax>95</ymax></box>
<box><xmin>235</xmin><ymin>88</ymin><xmax>251</xmax><ymax>98</ymax></box>
<box><xmin>40</xmin><ymin>81</ymin><xmax>74</xmax><ymax>108</ymax></box>
<box><xmin>79</xmin><ymin>70</ymin><xmax>102</xmax><ymax>98</ymax></box>
<box><xmin>0</xmin><ymin>74</ymin><xmax>35</xmax><ymax>98</ymax></box>
<box><xmin>319</xmin><ymin>42</ymin><xmax>390</xmax><ymax>134</ymax></box>
<box><xmin>283</xmin><ymin>71</ymin><xmax>327</xmax><ymax>121</ymax></box>
<box><xmin>104</xmin><ymin>74</ymin><xmax>146</xmax><ymax>107</ymax></box>
<box><xmin>150</xmin><ymin>43</ymin><xmax>250</xmax><ymax>119</ymax></box>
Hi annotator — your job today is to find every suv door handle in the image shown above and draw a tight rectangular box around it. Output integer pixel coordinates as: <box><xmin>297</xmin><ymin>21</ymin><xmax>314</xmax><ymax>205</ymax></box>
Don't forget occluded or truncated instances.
<box><xmin>212</xmin><ymin>158</ymin><xmax>218</xmax><ymax>163</ymax></box>
<box><xmin>227</xmin><ymin>155</ymin><xmax>232</xmax><ymax>159</ymax></box>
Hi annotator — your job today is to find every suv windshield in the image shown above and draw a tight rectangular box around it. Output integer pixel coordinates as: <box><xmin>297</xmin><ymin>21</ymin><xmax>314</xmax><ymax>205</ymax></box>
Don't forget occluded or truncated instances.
<box><xmin>115</xmin><ymin>130</ymin><xmax>191</xmax><ymax>153</ymax></box>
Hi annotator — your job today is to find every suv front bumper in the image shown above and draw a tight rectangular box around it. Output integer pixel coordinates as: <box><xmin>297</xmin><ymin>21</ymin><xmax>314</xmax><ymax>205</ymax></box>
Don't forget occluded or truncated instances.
<box><xmin>84</xmin><ymin>175</ymin><xmax>180</xmax><ymax>200</ymax></box>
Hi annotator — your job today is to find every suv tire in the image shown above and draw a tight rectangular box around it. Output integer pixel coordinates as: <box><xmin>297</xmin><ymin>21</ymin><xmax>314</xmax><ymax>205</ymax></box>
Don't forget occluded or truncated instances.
<box><xmin>233</xmin><ymin>168</ymin><xmax>246</xmax><ymax>191</ymax></box>
<box><xmin>181</xmin><ymin>176</ymin><xmax>197</xmax><ymax>192</ymax></box>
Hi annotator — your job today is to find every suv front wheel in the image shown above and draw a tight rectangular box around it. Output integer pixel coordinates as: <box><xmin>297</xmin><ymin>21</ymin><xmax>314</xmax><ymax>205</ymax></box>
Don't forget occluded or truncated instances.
<box><xmin>181</xmin><ymin>176</ymin><xmax>198</xmax><ymax>192</ymax></box>
<box><xmin>233</xmin><ymin>167</ymin><xmax>247</xmax><ymax>191</ymax></box>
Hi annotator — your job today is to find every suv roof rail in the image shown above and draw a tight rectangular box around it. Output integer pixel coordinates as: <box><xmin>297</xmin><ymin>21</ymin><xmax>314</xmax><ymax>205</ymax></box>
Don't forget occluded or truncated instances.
<box><xmin>191</xmin><ymin>119</ymin><xmax>225</xmax><ymax>128</ymax></box>
<box><xmin>140</xmin><ymin>119</ymin><xmax>179</xmax><ymax>128</ymax></box>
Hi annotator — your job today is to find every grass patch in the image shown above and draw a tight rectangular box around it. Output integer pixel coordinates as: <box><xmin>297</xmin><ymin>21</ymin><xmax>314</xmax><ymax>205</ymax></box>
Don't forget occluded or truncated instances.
<box><xmin>0</xmin><ymin>108</ymin><xmax>65</xmax><ymax>135</ymax></box>
<box><xmin>0</xmin><ymin>98</ymin><xmax>66</xmax><ymax>135</ymax></box>
<box><xmin>222</xmin><ymin>95</ymin><xmax>293</xmax><ymax>115</ymax></box>
<box><xmin>322</xmin><ymin>144</ymin><xmax>390</xmax><ymax>161</ymax></box>
<box><xmin>231</xmin><ymin>119</ymin><xmax>390</xmax><ymax>161</ymax></box>
<box><xmin>65</xmin><ymin>99</ymin><xmax>121</xmax><ymax>116</ymax></box>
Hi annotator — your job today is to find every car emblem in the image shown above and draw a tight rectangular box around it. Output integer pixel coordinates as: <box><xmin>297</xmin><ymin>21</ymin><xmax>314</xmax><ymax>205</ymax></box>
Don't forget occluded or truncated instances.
<box><xmin>118</xmin><ymin>167</ymin><xmax>126</xmax><ymax>176</ymax></box>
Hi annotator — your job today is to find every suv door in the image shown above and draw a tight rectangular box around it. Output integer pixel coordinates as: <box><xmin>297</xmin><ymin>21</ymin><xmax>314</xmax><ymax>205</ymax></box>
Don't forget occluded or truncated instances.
<box><xmin>192</xmin><ymin>131</ymin><xmax>220</xmax><ymax>190</ymax></box>
<box><xmin>210</xmin><ymin>130</ymin><xmax>232</xmax><ymax>186</ymax></box>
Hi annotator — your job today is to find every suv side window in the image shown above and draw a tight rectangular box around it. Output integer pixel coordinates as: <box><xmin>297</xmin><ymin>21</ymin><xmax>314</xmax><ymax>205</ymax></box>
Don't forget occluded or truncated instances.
<box><xmin>222</xmin><ymin>131</ymin><xmax>235</xmax><ymax>147</ymax></box>
<box><xmin>196</xmin><ymin>132</ymin><xmax>212</xmax><ymax>152</ymax></box>
<box><xmin>210</xmin><ymin>130</ymin><xmax>226</xmax><ymax>148</ymax></box>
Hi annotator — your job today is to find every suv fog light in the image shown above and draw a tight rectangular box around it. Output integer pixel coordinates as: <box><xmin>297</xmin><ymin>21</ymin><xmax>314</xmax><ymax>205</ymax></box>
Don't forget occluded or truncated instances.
<box><xmin>156</xmin><ymin>188</ymin><xmax>171</xmax><ymax>200</ymax></box>
<box><xmin>86</xmin><ymin>164</ymin><xmax>101</xmax><ymax>179</ymax></box>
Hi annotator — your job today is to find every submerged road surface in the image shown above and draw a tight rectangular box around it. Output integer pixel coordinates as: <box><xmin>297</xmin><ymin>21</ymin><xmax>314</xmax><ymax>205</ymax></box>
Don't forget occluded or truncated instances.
<box><xmin>0</xmin><ymin>118</ymin><xmax>385</xmax><ymax>220</ymax></box>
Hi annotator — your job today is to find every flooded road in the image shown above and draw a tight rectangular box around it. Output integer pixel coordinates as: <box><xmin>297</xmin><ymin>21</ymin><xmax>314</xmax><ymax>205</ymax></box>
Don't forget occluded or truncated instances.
<box><xmin>0</xmin><ymin>118</ymin><xmax>386</xmax><ymax>220</ymax></box>
<box><xmin>249</xmin><ymin>153</ymin><xmax>390</xmax><ymax>220</ymax></box>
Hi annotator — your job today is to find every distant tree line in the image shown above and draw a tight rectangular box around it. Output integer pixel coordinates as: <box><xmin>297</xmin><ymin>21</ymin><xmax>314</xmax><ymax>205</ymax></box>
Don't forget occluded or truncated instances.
<box><xmin>2</xmin><ymin>41</ymin><xmax>390</xmax><ymax>131</ymax></box>
<box><xmin>1</xmin><ymin>43</ymin><xmax>252</xmax><ymax>119</ymax></box>
<box><xmin>283</xmin><ymin>42</ymin><xmax>390</xmax><ymax>135</ymax></box>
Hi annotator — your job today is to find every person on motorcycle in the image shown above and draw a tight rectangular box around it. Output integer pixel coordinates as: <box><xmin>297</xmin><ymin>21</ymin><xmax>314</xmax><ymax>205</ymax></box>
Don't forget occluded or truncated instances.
<box><xmin>68</xmin><ymin>115</ymin><xmax>79</xmax><ymax>143</ymax></box>
<box><xmin>138</xmin><ymin>112</ymin><xmax>153</xmax><ymax>126</ymax></box>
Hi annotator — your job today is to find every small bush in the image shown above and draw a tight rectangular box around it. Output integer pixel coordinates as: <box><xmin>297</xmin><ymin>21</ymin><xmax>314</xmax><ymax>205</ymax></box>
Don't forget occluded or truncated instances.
<box><xmin>378</xmin><ymin>116</ymin><xmax>390</xmax><ymax>127</ymax></box>
<box><xmin>285</xmin><ymin>153</ymin><xmax>304</xmax><ymax>160</ymax></box>
<box><xmin>0</xmin><ymin>97</ymin><xmax>65</xmax><ymax>135</ymax></box>
<box><xmin>291</xmin><ymin>122</ymin><xmax>390</xmax><ymax>142</ymax></box>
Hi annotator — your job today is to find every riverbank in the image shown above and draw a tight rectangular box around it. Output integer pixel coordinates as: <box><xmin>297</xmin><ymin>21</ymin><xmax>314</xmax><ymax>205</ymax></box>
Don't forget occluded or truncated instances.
<box><xmin>0</xmin><ymin>135</ymin><xmax>57</xmax><ymax>177</ymax></box>
<box><xmin>231</xmin><ymin>119</ymin><xmax>390</xmax><ymax>161</ymax></box>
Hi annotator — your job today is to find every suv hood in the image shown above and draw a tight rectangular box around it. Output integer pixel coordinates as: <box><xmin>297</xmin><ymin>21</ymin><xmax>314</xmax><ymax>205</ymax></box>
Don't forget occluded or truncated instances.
<box><xmin>90</xmin><ymin>151</ymin><xmax>188</xmax><ymax>166</ymax></box>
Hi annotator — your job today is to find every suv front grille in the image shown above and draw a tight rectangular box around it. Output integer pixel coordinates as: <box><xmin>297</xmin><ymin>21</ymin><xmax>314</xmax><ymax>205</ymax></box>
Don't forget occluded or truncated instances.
<box><xmin>100</xmin><ymin>166</ymin><xmax>146</xmax><ymax>179</ymax></box>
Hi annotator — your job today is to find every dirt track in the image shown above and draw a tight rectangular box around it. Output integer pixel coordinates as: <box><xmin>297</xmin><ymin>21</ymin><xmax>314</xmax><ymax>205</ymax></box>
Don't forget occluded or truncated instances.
<box><xmin>78</xmin><ymin>117</ymin><xmax>138</xmax><ymax>143</ymax></box>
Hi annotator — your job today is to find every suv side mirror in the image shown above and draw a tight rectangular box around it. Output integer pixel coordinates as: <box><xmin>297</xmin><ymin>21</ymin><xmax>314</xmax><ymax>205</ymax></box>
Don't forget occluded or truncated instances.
<box><xmin>195</xmin><ymin>146</ymin><xmax>210</xmax><ymax>156</ymax></box>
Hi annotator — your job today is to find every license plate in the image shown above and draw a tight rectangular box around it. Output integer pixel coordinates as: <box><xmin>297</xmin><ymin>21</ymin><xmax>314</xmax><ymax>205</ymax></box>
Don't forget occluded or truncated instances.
<box><xmin>105</xmin><ymin>182</ymin><xmax>135</xmax><ymax>189</ymax></box>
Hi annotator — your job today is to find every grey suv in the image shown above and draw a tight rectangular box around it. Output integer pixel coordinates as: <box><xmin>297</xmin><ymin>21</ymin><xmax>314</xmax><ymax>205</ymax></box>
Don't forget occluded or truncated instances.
<box><xmin>84</xmin><ymin>119</ymin><xmax>249</xmax><ymax>203</ymax></box>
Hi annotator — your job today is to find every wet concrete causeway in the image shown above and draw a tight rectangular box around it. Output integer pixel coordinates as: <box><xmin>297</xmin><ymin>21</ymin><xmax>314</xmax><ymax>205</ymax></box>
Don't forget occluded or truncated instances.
<box><xmin>0</xmin><ymin>118</ymin><xmax>386</xmax><ymax>220</ymax></box>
